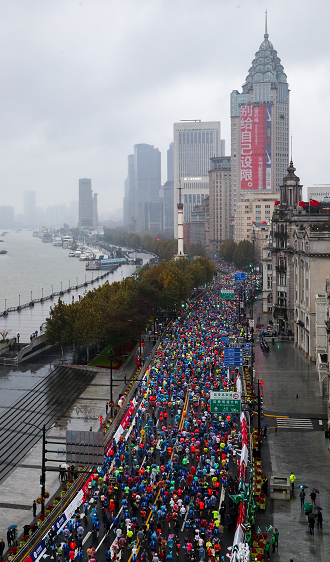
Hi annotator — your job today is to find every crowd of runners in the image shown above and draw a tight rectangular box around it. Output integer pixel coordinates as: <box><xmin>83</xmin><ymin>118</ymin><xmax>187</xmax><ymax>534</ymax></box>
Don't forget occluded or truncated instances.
<box><xmin>48</xmin><ymin>265</ymin><xmax>252</xmax><ymax>562</ymax></box>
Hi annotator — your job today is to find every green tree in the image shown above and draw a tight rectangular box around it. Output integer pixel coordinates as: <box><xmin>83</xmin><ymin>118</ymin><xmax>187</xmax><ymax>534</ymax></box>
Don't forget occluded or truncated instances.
<box><xmin>219</xmin><ymin>239</ymin><xmax>237</xmax><ymax>263</ymax></box>
<box><xmin>45</xmin><ymin>299</ymin><xmax>73</xmax><ymax>360</ymax></box>
<box><xmin>233</xmin><ymin>240</ymin><xmax>254</xmax><ymax>269</ymax></box>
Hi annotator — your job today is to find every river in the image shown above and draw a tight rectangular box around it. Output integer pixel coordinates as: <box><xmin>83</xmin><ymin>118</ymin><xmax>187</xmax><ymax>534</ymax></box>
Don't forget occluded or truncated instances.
<box><xmin>0</xmin><ymin>229</ymin><xmax>150</xmax><ymax>341</ymax></box>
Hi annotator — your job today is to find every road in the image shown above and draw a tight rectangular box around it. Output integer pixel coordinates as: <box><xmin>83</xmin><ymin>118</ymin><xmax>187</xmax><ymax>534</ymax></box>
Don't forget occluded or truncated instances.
<box><xmin>252</xmin><ymin>306</ymin><xmax>330</xmax><ymax>562</ymax></box>
<box><xmin>33</xmin><ymin>272</ymin><xmax>244</xmax><ymax>562</ymax></box>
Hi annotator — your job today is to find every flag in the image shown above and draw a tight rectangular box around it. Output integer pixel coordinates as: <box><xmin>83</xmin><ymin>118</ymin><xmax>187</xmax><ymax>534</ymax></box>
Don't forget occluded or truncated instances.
<box><xmin>299</xmin><ymin>200</ymin><xmax>306</xmax><ymax>207</ymax></box>
<box><xmin>267</xmin><ymin>525</ymin><xmax>273</xmax><ymax>533</ymax></box>
<box><xmin>262</xmin><ymin>221</ymin><xmax>267</xmax><ymax>224</ymax></box>
<box><xmin>274</xmin><ymin>200</ymin><xmax>280</xmax><ymax>206</ymax></box>
<box><xmin>310</xmin><ymin>199</ymin><xmax>320</xmax><ymax>206</ymax></box>
<box><xmin>257</xmin><ymin>526</ymin><xmax>262</xmax><ymax>535</ymax></box>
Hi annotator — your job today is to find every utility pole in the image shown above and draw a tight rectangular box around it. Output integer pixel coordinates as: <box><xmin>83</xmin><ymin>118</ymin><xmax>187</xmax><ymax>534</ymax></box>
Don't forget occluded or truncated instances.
<box><xmin>41</xmin><ymin>424</ymin><xmax>46</xmax><ymax>515</ymax></box>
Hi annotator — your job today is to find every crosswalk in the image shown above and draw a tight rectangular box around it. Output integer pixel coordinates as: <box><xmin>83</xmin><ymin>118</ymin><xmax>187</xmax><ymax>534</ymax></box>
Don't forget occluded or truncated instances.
<box><xmin>276</xmin><ymin>417</ymin><xmax>313</xmax><ymax>429</ymax></box>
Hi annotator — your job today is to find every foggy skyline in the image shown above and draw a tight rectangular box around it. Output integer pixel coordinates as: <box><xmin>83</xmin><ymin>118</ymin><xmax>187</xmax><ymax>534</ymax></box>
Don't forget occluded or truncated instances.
<box><xmin>0</xmin><ymin>0</ymin><xmax>329</xmax><ymax>214</ymax></box>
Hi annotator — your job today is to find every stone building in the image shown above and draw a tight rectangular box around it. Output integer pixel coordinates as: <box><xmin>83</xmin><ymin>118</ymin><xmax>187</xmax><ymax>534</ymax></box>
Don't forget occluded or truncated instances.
<box><xmin>263</xmin><ymin>161</ymin><xmax>330</xmax><ymax>357</ymax></box>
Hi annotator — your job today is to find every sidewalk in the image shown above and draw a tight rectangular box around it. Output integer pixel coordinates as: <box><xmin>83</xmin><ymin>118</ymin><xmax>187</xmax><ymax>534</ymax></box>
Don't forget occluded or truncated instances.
<box><xmin>0</xmin><ymin>339</ymin><xmax>155</xmax><ymax>545</ymax></box>
<box><xmin>252</xmin><ymin>300</ymin><xmax>330</xmax><ymax>562</ymax></box>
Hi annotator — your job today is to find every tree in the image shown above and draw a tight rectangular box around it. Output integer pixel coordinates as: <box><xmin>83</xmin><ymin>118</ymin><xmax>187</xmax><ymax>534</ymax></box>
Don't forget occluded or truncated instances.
<box><xmin>233</xmin><ymin>240</ymin><xmax>254</xmax><ymax>269</ymax></box>
<box><xmin>45</xmin><ymin>299</ymin><xmax>73</xmax><ymax>360</ymax></box>
<box><xmin>219</xmin><ymin>239</ymin><xmax>237</xmax><ymax>263</ymax></box>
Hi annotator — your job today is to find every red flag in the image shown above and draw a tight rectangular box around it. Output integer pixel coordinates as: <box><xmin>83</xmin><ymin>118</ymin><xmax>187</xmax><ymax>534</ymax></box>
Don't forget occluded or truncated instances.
<box><xmin>299</xmin><ymin>200</ymin><xmax>306</xmax><ymax>207</ymax></box>
<box><xmin>274</xmin><ymin>200</ymin><xmax>280</xmax><ymax>206</ymax></box>
<box><xmin>310</xmin><ymin>199</ymin><xmax>320</xmax><ymax>207</ymax></box>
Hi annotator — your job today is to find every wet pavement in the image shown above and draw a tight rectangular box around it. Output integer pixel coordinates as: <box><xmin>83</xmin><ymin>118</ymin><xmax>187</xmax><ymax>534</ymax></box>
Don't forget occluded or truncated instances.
<box><xmin>0</xmin><ymin>340</ymin><xmax>153</xmax><ymax>545</ymax></box>
<box><xmin>253</xmin><ymin>303</ymin><xmax>330</xmax><ymax>562</ymax></box>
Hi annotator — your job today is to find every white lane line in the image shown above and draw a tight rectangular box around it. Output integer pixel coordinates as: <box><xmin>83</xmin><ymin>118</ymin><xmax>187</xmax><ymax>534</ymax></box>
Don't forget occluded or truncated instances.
<box><xmin>82</xmin><ymin>532</ymin><xmax>91</xmax><ymax>545</ymax></box>
<box><xmin>276</xmin><ymin>418</ymin><xmax>313</xmax><ymax>429</ymax></box>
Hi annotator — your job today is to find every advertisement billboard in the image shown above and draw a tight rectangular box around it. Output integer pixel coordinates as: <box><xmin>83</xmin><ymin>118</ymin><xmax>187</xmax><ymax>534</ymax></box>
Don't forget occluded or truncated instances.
<box><xmin>240</xmin><ymin>103</ymin><xmax>271</xmax><ymax>190</ymax></box>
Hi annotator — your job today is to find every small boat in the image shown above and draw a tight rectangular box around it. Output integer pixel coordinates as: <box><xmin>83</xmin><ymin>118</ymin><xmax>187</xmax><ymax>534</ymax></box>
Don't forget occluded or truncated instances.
<box><xmin>0</xmin><ymin>249</ymin><xmax>7</xmax><ymax>254</ymax></box>
<box><xmin>0</xmin><ymin>240</ymin><xmax>3</xmax><ymax>242</ymax></box>
<box><xmin>75</xmin><ymin>250</ymin><xmax>82</xmax><ymax>257</ymax></box>
<box><xmin>68</xmin><ymin>251</ymin><xmax>75</xmax><ymax>257</ymax></box>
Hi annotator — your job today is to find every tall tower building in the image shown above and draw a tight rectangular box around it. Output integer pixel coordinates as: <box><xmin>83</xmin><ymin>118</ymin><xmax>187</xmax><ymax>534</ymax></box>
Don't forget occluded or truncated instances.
<box><xmin>79</xmin><ymin>178</ymin><xmax>93</xmax><ymax>227</ymax></box>
<box><xmin>123</xmin><ymin>154</ymin><xmax>135</xmax><ymax>229</ymax></box>
<box><xmin>230</xmin><ymin>17</ymin><xmax>289</xmax><ymax>215</ymax></box>
<box><xmin>24</xmin><ymin>191</ymin><xmax>36</xmax><ymax>226</ymax></box>
<box><xmin>134</xmin><ymin>144</ymin><xmax>161</xmax><ymax>232</ymax></box>
<box><xmin>173</xmin><ymin>121</ymin><xmax>221</xmax><ymax>238</ymax></box>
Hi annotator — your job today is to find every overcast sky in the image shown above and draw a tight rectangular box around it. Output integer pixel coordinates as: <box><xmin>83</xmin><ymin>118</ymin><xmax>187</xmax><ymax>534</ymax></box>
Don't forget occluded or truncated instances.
<box><xmin>1</xmin><ymin>0</ymin><xmax>329</xmax><ymax>216</ymax></box>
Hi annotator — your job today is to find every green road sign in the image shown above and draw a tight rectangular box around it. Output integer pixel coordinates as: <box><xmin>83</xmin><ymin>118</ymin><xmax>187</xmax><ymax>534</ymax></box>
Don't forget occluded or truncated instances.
<box><xmin>210</xmin><ymin>391</ymin><xmax>241</xmax><ymax>414</ymax></box>
<box><xmin>220</xmin><ymin>290</ymin><xmax>235</xmax><ymax>300</ymax></box>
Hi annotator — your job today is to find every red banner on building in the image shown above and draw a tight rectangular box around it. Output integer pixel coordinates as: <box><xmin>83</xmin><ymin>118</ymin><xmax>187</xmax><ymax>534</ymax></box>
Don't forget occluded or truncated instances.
<box><xmin>240</xmin><ymin>104</ymin><xmax>268</xmax><ymax>190</ymax></box>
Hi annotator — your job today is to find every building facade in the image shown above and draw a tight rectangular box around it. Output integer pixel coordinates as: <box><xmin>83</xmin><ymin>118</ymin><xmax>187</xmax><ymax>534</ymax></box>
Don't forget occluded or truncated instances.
<box><xmin>173</xmin><ymin>121</ymin><xmax>222</xmax><ymax>238</ymax></box>
<box><xmin>79</xmin><ymin>179</ymin><xmax>93</xmax><ymax>228</ymax></box>
<box><xmin>24</xmin><ymin>191</ymin><xmax>36</xmax><ymax>227</ymax></box>
<box><xmin>293</xmin><ymin>226</ymin><xmax>330</xmax><ymax>360</ymax></box>
<box><xmin>208</xmin><ymin>156</ymin><xmax>232</xmax><ymax>256</ymax></box>
<box><xmin>134</xmin><ymin>144</ymin><xmax>161</xmax><ymax>232</ymax></box>
<box><xmin>230</xmin><ymin>24</ymin><xmax>289</xmax><ymax>219</ymax></box>
<box><xmin>190</xmin><ymin>196</ymin><xmax>209</xmax><ymax>249</ymax></box>
<box><xmin>235</xmin><ymin>194</ymin><xmax>277</xmax><ymax>243</ymax></box>
<box><xmin>162</xmin><ymin>181</ymin><xmax>174</xmax><ymax>234</ymax></box>
<box><xmin>262</xmin><ymin>161</ymin><xmax>330</xmax><ymax>348</ymax></box>
<box><xmin>307</xmin><ymin>185</ymin><xmax>330</xmax><ymax>202</ymax></box>
<box><xmin>123</xmin><ymin>154</ymin><xmax>135</xmax><ymax>230</ymax></box>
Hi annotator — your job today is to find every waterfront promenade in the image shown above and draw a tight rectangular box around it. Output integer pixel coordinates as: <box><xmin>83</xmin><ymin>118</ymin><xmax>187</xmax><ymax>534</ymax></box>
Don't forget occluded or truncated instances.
<box><xmin>0</xmin><ymin>339</ymin><xmax>153</xmax><ymax>541</ymax></box>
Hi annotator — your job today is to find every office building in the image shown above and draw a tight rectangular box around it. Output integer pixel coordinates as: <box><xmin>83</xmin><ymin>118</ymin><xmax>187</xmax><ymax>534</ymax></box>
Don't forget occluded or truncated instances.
<box><xmin>230</xmin><ymin>21</ymin><xmax>289</xmax><ymax>216</ymax></box>
<box><xmin>162</xmin><ymin>181</ymin><xmax>174</xmax><ymax>234</ymax></box>
<box><xmin>235</xmin><ymin>194</ymin><xmax>278</xmax><ymax>243</ymax></box>
<box><xmin>93</xmin><ymin>193</ymin><xmax>98</xmax><ymax>228</ymax></box>
<box><xmin>79</xmin><ymin>178</ymin><xmax>93</xmax><ymax>228</ymax></box>
<box><xmin>0</xmin><ymin>206</ymin><xmax>15</xmax><ymax>228</ymax></box>
<box><xmin>167</xmin><ymin>142</ymin><xmax>174</xmax><ymax>183</ymax></box>
<box><xmin>134</xmin><ymin>144</ymin><xmax>161</xmax><ymax>232</ymax></box>
<box><xmin>123</xmin><ymin>154</ymin><xmax>135</xmax><ymax>229</ymax></box>
<box><xmin>24</xmin><ymin>191</ymin><xmax>36</xmax><ymax>226</ymax></box>
<box><xmin>208</xmin><ymin>156</ymin><xmax>232</xmax><ymax>256</ymax></box>
<box><xmin>190</xmin><ymin>196</ymin><xmax>209</xmax><ymax>249</ymax></box>
<box><xmin>307</xmin><ymin>185</ymin><xmax>330</xmax><ymax>202</ymax></box>
<box><xmin>173</xmin><ymin>121</ymin><xmax>222</xmax><ymax>238</ymax></box>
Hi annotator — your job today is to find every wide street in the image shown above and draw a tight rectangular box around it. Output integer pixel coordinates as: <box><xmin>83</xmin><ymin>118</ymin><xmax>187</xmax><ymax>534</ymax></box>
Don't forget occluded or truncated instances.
<box><xmin>252</xmin><ymin>303</ymin><xmax>330</xmax><ymax>562</ymax></box>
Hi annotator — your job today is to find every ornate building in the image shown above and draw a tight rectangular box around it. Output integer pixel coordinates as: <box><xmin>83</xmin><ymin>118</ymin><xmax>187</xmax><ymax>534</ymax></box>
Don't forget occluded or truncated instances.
<box><xmin>231</xmin><ymin>20</ymin><xmax>289</xmax><ymax>220</ymax></box>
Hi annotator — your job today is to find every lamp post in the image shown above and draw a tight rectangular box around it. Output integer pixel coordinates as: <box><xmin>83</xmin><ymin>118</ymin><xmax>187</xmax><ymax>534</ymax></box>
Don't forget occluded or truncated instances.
<box><xmin>110</xmin><ymin>356</ymin><xmax>114</xmax><ymax>417</ymax></box>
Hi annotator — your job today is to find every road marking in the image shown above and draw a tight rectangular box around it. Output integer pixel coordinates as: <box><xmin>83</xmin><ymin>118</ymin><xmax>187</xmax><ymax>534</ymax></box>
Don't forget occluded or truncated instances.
<box><xmin>276</xmin><ymin>418</ymin><xmax>313</xmax><ymax>429</ymax></box>
<box><xmin>82</xmin><ymin>532</ymin><xmax>91</xmax><ymax>545</ymax></box>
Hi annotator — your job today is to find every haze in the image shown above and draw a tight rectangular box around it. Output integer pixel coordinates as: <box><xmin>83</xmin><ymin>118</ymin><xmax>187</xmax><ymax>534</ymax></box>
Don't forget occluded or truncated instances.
<box><xmin>0</xmin><ymin>0</ymin><xmax>329</xmax><ymax>215</ymax></box>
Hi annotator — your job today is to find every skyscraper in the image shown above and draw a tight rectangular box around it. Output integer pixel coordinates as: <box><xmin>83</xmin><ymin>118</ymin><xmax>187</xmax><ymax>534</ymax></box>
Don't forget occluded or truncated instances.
<box><xmin>123</xmin><ymin>154</ymin><xmax>135</xmax><ymax>229</ymax></box>
<box><xmin>79</xmin><ymin>178</ymin><xmax>93</xmax><ymax>227</ymax></box>
<box><xmin>24</xmin><ymin>191</ymin><xmax>36</xmax><ymax>226</ymax></box>
<box><xmin>134</xmin><ymin>144</ymin><xmax>161</xmax><ymax>232</ymax></box>
<box><xmin>230</xmin><ymin>18</ymin><xmax>289</xmax><ymax>214</ymax></box>
<box><xmin>173</xmin><ymin>121</ymin><xmax>222</xmax><ymax>238</ymax></box>
<box><xmin>167</xmin><ymin>142</ymin><xmax>174</xmax><ymax>183</ymax></box>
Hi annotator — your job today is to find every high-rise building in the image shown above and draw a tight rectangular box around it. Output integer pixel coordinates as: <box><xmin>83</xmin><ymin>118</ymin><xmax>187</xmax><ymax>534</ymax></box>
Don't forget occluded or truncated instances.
<box><xmin>208</xmin><ymin>156</ymin><xmax>232</xmax><ymax>255</ymax></box>
<box><xmin>134</xmin><ymin>144</ymin><xmax>161</xmax><ymax>232</ymax></box>
<box><xmin>173</xmin><ymin>121</ymin><xmax>222</xmax><ymax>238</ymax></box>
<box><xmin>24</xmin><ymin>191</ymin><xmax>36</xmax><ymax>226</ymax></box>
<box><xmin>0</xmin><ymin>206</ymin><xmax>15</xmax><ymax>228</ymax></box>
<box><xmin>93</xmin><ymin>193</ymin><xmax>98</xmax><ymax>228</ymax></box>
<box><xmin>167</xmin><ymin>142</ymin><xmax>174</xmax><ymax>183</ymax></box>
<box><xmin>79</xmin><ymin>178</ymin><xmax>93</xmax><ymax>227</ymax></box>
<box><xmin>123</xmin><ymin>154</ymin><xmax>135</xmax><ymax>229</ymax></box>
<box><xmin>230</xmin><ymin>20</ymin><xmax>289</xmax><ymax>216</ymax></box>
